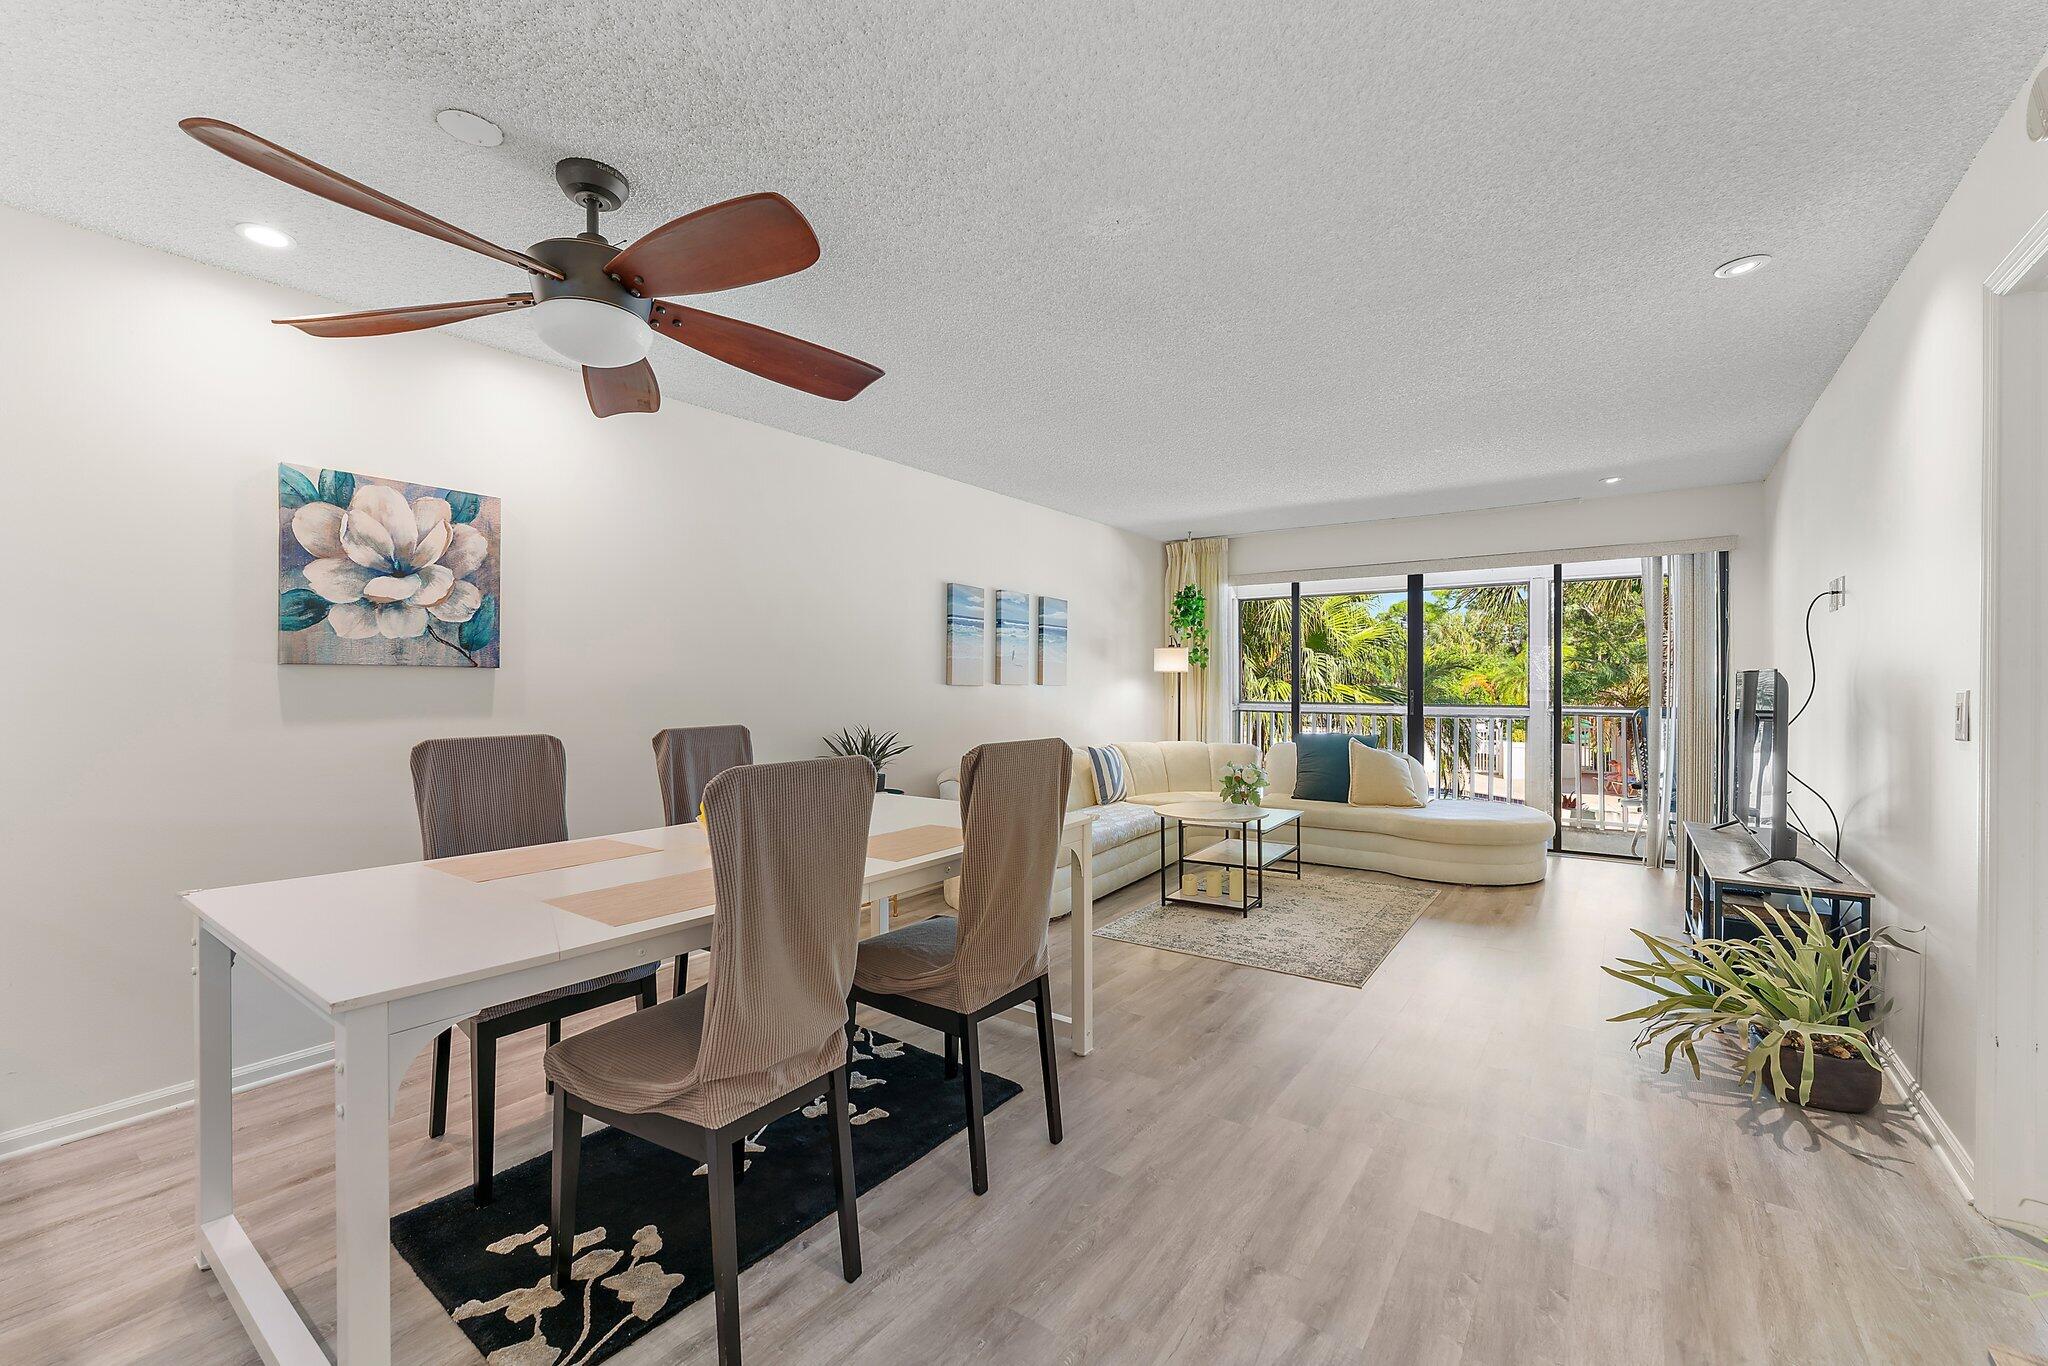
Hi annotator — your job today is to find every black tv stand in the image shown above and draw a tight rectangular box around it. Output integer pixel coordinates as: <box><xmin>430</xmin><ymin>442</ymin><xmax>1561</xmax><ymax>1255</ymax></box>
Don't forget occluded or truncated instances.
<box><xmin>1682</xmin><ymin>820</ymin><xmax>1874</xmax><ymax>945</ymax></box>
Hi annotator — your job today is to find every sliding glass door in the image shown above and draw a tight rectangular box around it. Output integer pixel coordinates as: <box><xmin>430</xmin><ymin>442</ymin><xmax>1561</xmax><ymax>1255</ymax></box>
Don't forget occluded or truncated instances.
<box><xmin>1233</xmin><ymin>556</ymin><xmax>1716</xmax><ymax>860</ymax></box>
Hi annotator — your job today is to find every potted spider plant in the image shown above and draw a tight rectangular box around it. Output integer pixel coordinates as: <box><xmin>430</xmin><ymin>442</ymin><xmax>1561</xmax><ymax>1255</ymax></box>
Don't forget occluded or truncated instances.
<box><xmin>1603</xmin><ymin>896</ymin><xmax>1891</xmax><ymax>1113</ymax></box>
<box><xmin>823</xmin><ymin>725</ymin><xmax>912</xmax><ymax>792</ymax></box>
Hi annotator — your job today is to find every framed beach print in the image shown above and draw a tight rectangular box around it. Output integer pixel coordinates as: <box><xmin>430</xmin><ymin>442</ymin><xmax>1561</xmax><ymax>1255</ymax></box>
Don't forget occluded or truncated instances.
<box><xmin>945</xmin><ymin>582</ymin><xmax>985</xmax><ymax>684</ymax></box>
<box><xmin>1038</xmin><ymin>596</ymin><xmax>1068</xmax><ymax>684</ymax></box>
<box><xmin>994</xmin><ymin>589</ymin><xmax>1031</xmax><ymax>684</ymax></box>
<box><xmin>278</xmin><ymin>463</ymin><xmax>500</xmax><ymax>667</ymax></box>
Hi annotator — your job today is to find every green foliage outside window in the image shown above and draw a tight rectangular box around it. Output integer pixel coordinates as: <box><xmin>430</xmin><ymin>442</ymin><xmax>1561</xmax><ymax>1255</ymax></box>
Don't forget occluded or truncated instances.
<box><xmin>1238</xmin><ymin>576</ymin><xmax>1653</xmax><ymax>714</ymax></box>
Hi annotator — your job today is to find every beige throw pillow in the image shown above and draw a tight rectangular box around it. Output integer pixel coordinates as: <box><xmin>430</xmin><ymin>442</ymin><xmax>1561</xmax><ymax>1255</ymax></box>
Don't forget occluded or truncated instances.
<box><xmin>1348</xmin><ymin>739</ymin><xmax>1429</xmax><ymax>808</ymax></box>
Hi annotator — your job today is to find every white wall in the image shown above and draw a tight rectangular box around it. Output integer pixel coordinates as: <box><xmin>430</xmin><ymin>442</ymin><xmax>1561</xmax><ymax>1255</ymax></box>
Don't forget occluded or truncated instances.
<box><xmin>1760</xmin><ymin>58</ymin><xmax>2048</xmax><ymax>1174</ymax></box>
<box><xmin>0</xmin><ymin>205</ymin><xmax>1161</xmax><ymax>1143</ymax></box>
<box><xmin>1227</xmin><ymin>483</ymin><xmax>1770</xmax><ymax>668</ymax></box>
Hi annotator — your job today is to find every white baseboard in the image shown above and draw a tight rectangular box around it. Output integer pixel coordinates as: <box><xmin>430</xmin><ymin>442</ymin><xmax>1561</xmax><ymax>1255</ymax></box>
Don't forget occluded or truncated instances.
<box><xmin>0</xmin><ymin>1043</ymin><xmax>334</xmax><ymax>1163</ymax></box>
<box><xmin>1879</xmin><ymin>1038</ymin><xmax>1975</xmax><ymax>1205</ymax></box>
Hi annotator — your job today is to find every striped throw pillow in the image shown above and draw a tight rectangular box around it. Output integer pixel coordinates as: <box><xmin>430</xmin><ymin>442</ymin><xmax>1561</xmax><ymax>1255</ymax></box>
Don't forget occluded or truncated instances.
<box><xmin>1086</xmin><ymin>745</ymin><xmax>1129</xmax><ymax>804</ymax></box>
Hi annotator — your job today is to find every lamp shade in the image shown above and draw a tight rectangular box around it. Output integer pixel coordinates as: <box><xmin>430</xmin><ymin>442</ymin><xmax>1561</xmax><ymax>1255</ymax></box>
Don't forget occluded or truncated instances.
<box><xmin>1154</xmin><ymin>646</ymin><xmax>1191</xmax><ymax>674</ymax></box>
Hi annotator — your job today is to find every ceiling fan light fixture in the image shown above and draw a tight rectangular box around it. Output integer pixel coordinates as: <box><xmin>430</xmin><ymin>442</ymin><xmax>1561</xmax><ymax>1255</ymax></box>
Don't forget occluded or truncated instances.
<box><xmin>530</xmin><ymin>296</ymin><xmax>652</xmax><ymax>369</ymax></box>
<box><xmin>235</xmin><ymin>222</ymin><xmax>294</xmax><ymax>249</ymax></box>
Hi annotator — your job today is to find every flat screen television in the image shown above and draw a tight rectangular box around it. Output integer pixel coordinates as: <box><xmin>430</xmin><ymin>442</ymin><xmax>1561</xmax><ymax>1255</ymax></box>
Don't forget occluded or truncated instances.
<box><xmin>1728</xmin><ymin>668</ymin><xmax>1794</xmax><ymax>862</ymax></box>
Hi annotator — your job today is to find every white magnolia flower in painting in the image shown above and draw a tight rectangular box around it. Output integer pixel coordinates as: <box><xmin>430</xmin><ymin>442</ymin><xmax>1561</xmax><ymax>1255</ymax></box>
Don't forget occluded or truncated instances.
<box><xmin>293</xmin><ymin>484</ymin><xmax>488</xmax><ymax>640</ymax></box>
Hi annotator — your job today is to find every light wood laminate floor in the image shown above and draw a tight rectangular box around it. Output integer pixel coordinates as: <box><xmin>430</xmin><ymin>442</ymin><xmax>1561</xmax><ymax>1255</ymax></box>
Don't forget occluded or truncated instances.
<box><xmin>3</xmin><ymin>857</ymin><xmax>2042</xmax><ymax>1364</ymax></box>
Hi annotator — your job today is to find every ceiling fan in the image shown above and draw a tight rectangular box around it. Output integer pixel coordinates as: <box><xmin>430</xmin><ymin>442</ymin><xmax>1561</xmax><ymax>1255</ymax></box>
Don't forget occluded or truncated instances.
<box><xmin>180</xmin><ymin>118</ymin><xmax>883</xmax><ymax>417</ymax></box>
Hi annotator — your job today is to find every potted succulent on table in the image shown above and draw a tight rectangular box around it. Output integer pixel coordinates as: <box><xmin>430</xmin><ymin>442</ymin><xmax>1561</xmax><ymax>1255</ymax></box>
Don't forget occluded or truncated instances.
<box><xmin>1603</xmin><ymin>895</ymin><xmax>1892</xmax><ymax>1113</ymax></box>
<box><xmin>823</xmin><ymin>725</ymin><xmax>912</xmax><ymax>792</ymax></box>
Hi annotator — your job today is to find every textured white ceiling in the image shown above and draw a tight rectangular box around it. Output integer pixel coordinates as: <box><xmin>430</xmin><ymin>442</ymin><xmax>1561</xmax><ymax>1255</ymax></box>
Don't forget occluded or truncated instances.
<box><xmin>6</xmin><ymin>3</ymin><xmax>2044</xmax><ymax>537</ymax></box>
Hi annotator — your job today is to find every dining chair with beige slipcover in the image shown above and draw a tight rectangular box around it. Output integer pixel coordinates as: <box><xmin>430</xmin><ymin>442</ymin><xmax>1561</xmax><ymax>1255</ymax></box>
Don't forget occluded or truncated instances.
<box><xmin>543</xmin><ymin>755</ymin><xmax>874</xmax><ymax>1366</ymax></box>
<box><xmin>411</xmin><ymin>734</ymin><xmax>661</xmax><ymax>1205</ymax></box>
<box><xmin>847</xmin><ymin>737</ymin><xmax>1069</xmax><ymax>1195</ymax></box>
<box><xmin>652</xmin><ymin>724</ymin><xmax>754</xmax><ymax>996</ymax></box>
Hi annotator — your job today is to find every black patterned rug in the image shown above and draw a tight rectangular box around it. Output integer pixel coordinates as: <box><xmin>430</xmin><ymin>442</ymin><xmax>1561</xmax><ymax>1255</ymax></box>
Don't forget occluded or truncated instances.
<box><xmin>391</xmin><ymin>1028</ymin><xmax>1018</xmax><ymax>1365</ymax></box>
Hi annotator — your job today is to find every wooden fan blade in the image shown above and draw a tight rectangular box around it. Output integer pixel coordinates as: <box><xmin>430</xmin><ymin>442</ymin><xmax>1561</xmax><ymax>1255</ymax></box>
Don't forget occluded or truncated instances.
<box><xmin>275</xmin><ymin>294</ymin><xmax>535</xmax><ymax>338</ymax></box>
<box><xmin>651</xmin><ymin>304</ymin><xmax>882</xmax><ymax>400</ymax></box>
<box><xmin>180</xmin><ymin>118</ymin><xmax>563</xmax><ymax>280</ymax></box>
<box><xmin>603</xmin><ymin>193</ymin><xmax>820</xmax><ymax>297</ymax></box>
<box><xmin>584</xmin><ymin>360</ymin><xmax>661</xmax><ymax>417</ymax></box>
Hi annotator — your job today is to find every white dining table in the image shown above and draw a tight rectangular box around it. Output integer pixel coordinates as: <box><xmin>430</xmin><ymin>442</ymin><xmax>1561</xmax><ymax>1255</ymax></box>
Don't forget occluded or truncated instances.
<box><xmin>182</xmin><ymin>793</ymin><xmax>1096</xmax><ymax>1366</ymax></box>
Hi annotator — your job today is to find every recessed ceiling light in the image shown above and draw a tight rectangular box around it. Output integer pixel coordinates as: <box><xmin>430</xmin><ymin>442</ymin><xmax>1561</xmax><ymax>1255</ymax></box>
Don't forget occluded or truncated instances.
<box><xmin>1602</xmin><ymin>476</ymin><xmax>1623</xmax><ymax>485</ymax></box>
<box><xmin>436</xmin><ymin>108</ymin><xmax>503</xmax><ymax>147</ymax></box>
<box><xmin>1714</xmin><ymin>254</ymin><xmax>1772</xmax><ymax>279</ymax></box>
<box><xmin>235</xmin><ymin>222</ymin><xmax>294</xmax><ymax>250</ymax></box>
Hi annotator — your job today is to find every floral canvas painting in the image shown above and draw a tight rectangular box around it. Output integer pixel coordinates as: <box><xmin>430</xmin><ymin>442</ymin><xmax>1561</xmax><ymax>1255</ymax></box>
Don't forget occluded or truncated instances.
<box><xmin>277</xmin><ymin>463</ymin><xmax>500</xmax><ymax>667</ymax></box>
<box><xmin>994</xmin><ymin>589</ymin><xmax>1031</xmax><ymax>685</ymax></box>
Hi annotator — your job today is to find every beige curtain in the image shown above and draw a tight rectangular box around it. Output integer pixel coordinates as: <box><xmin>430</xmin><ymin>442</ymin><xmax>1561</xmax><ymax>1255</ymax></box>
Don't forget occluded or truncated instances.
<box><xmin>1164</xmin><ymin>536</ymin><xmax>1228</xmax><ymax>741</ymax></box>
<box><xmin>1671</xmin><ymin>552</ymin><xmax>1722</xmax><ymax>870</ymax></box>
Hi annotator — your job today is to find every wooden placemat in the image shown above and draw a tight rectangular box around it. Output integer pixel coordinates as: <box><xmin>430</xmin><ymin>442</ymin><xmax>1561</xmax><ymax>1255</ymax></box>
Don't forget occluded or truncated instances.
<box><xmin>547</xmin><ymin>868</ymin><xmax>719</xmax><ymax>927</ymax></box>
<box><xmin>866</xmin><ymin>824</ymin><xmax>964</xmax><ymax>862</ymax></box>
<box><xmin>430</xmin><ymin>838</ymin><xmax>660</xmax><ymax>883</ymax></box>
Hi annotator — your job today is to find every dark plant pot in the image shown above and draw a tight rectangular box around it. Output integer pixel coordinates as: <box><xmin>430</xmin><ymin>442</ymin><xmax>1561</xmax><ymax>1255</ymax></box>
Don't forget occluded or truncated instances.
<box><xmin>1752</xmin><ymin>1028</ymin><xmax>1883</xmax><ymax>1113</ymax></box>
<box><xmin>874</xmin><ymin>770</ymin><xmax>887</xmax><ymax>792</ymax></box>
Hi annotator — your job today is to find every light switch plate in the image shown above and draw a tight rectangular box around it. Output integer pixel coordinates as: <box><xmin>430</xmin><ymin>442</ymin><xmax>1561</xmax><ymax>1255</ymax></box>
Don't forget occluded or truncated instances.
<box><xmin>1829</xmin><ymin>577</ymin><xmax>1846</xmax><ymax>610</ymax></box>
<box><xmin>1956</xmin><ymin>690</ymin><xmax>1972</xmax><ymax>741</ymax></box>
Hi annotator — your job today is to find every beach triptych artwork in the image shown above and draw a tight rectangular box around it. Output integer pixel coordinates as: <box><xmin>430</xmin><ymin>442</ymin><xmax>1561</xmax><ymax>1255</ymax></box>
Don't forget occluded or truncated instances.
<box><xmin>994</xmin><ymin>590</ymin><xmax>1031</xmax><ymax>684</ymax></box>
<box><xmin>1037</xmin><ymin>596</ymin><xmax>1068</xmax><ymax>684</ymax></box>
<box><xmin>945</xmin><ymin>582</ymin><xmax>986</xmax><ymax>684</ymax></box>
<box><xmin>944</xmin><ymin>583</ymin><xmax>1067</xmax><ymax>686</ymax></box>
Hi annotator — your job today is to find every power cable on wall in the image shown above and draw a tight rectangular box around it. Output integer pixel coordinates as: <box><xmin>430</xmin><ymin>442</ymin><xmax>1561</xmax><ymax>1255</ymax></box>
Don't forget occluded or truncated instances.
<box><xmin>1788</xmin><ymin>590</ymin><xmax>1830</xmax><ymax>727</ymax></box>
<box><xmin>1786</xmin><ymin>587</ymin><xmax>1843</xmax><ymax>859</ymax></box>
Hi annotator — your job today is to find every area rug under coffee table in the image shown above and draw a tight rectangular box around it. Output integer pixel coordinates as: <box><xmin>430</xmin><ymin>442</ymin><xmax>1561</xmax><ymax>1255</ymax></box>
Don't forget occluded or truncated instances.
<box><xmin>390</xmin><ymin>1028</ymin><xmax>1018</xmax><ymax>1366</ymax></box>
<box><xmin>1095</xmin><ymin>867</ymin><xmax>1438</xmax><ymax>986</ymax></box>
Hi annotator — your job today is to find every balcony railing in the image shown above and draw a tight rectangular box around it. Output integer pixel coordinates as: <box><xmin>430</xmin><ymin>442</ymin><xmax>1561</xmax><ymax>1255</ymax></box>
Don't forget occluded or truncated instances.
<box><xmin>1235</xmin><ymin>702</ymin><xmax>1528</xmax><ymax>804</ymax></box>
<box><xmin>1558</xmin><ymin>705</ymin><xmax>1648</xmax><ymax>848</ymax></box>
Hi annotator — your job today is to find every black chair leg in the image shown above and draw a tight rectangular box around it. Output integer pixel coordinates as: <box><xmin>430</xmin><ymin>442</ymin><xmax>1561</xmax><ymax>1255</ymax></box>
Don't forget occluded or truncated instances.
<box><xmin>549</xmin><ymin>1090</ymin><xmax>580</xmax><ymax>1292</ymax></box>
<box><xmin>674</xmin><ymin>950</ymin><xmax>691</xmax><ymax>998</ymax></box>
<box><xmin>427</xmin><ymin>1028</ymin><xmax>452</xmax><ymax>1138</ymax></box>
<box><xmin>1034</xmin><ymin>975</ymin><xmax>1063</xmax><ymax>1145</ymax></box>
<box><xmin>960</xmin><ymin>1017</ymin><xmax>988</xmax><ymax>1195</ymax></box>
<box><xmin>844</xmin><ymin>1008</ymin><xmax>858</xmax><ymax>1066</ymax></box>
<box><xmin>731</xmin><ymin>1136</ymin><xmax>748</xmax><ymax>1185</ymax></box>
<box><xmin>828</xmin><ymin>1064</ymin><xmax>861</xmax><ymax>1282</ymax></box>
<box><xmin>943</xmin><ymin>1030</ymin><xmax>959</xmax><ymax>1080</ymax></box>
<box><xmin>707</xmin><ymin>1131</ymin><xmax>744</xmax><ymax>1365</ymax></box>
<box><xmin>471</xmin><ymin>1027</ymin><xmax>497</xmax><ymax>1204</ymax></box>
<box><xmin>544</xmin><ymin>1019</ymin><xmax>561</xmax><ymax>1095</ymax></box>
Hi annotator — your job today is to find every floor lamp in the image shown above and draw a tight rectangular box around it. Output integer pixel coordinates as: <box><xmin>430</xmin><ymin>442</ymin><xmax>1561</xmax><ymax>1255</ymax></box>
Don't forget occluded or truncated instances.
<box><xmin>1155</xmin><ymin>646</ymin><xmax>1191</xmax><ymax>740</ymax></box>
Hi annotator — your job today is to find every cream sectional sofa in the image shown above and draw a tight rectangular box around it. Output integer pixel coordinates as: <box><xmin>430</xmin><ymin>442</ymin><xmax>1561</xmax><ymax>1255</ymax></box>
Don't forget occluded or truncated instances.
<box><xmin>1261</xmin><ymin>741</ymin><xmax>1553</xmax><ymax>885</ymax></box>
<box><xmin>938</xmin><ymin>738</ymin><xmax>1553</xmax><ymax>915</ymax></box>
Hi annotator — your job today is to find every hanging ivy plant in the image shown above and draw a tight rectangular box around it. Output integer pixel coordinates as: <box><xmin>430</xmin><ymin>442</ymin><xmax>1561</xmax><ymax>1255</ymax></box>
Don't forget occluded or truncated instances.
<box><xmin>1170</xmin><ymin>583</ymin><xmax>1210</xmax><ymax>669</ymax></box>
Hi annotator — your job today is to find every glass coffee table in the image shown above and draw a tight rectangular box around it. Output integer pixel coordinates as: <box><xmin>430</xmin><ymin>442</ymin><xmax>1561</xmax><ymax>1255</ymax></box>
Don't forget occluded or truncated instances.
<box><xmin>1154</xmin><ymin>801</ymin><xmax>1304</xmax><ymax>916</ymax></box>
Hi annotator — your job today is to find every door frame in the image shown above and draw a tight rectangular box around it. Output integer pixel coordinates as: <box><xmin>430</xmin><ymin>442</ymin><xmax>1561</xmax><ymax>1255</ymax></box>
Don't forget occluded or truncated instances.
<box><xmin>1975</xmin><ymin>206</ymin><xmax>2048</xmax><ymax>1221</ymax></box>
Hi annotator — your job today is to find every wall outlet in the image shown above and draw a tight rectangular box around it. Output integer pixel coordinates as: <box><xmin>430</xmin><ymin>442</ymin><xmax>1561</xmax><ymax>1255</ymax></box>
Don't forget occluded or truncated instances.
<box><xmin>1956</xmin><ymin>690</ymin><xmax>1972</xmax><ymax>741</ymax></box>
<box><xmin>1828</xmin><ymin>576</ymin><xmax>1846</xmax><ymax>610</ymax></box>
